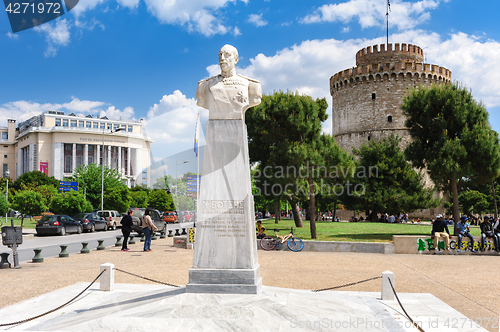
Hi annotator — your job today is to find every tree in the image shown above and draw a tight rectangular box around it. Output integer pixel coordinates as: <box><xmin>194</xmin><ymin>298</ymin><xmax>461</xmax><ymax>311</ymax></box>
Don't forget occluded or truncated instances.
<box><xmin>130</xmin><ymin>191</ymin><xmax>148</xmax><ymax>208</ymax></box>
<box><xmin>0</xmin><ymin>194</ymin><xmax>8</xmax><ymax>217</ymax></box>
<box><xmin>246</xmin><ymin>91</ymin><xmax>352</xmax><ymax>238</ymax></box>
<box><xmin>401</xmin><ymin>82</ymin><xmax>500</xmax><ymax>232</ymax></box>
<box><xmin>347</xmin><ymin>134</ymin><xmax>438</xmax><ymax>217</ymax></box>
<box><xmin>103</xmin><ymin>186</ymin><xmax>131</xmax><ymax>213</ymax></box>
<box><xmin>459</xmin><ymin>190</ymin><xmax>489</xmax><ymax>217</ymax></box>
<box><xmin>49</xmin><ymin>191</ymin><xmax>93</xmax><ymax>216</ymax></box>
<box><xmin>148</xmin><ymin>190</ymin><xmax>174</xmax><ymax>211</ymax></box>
<box><xmin>70</xmin><ymin>164</ymin><xmax>124</xmax><ymax>210</ymax></box>
<box><xmin>15</xmin><ymin>183</ymin><xmax>58</xmax><ymax>207</ymax></box>
<box><xmin>11</xmin><ymin>190</ymin><xmax>47</xmax><ymax>227</ymax></box>
<box><xmin>12</xmin><ymin>171</ymin><xmax>58</xmax><ymax>190</ymax></box>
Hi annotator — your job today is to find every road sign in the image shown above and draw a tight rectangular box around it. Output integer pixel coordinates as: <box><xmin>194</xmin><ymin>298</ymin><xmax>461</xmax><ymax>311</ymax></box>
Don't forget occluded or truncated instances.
<box><xmin>59</xmin><ymin>187</ymin><xmax>79</xmax><ymax>192</ymax></box>
<box><xmin>187</xmin><ymin>192</ymin><xmax>198</xmax><ymax>198</ymax></box>
<box><xmin>186</xmin><ymin>181</ymin><xmax>201</xmax><ymax>187</ymax></box>
<box><xmin>186</xmin><ymin>175</ymin><xmax>201</xmax><ymax>181</ymax></box>
<box><xmin>186</xmin><ymin>187</ymin><xmax>198</xmax><ymax>192</ymax></box>
<box><xmin>59</xmin><ymin>181</ymin><xmax>79</xmax><ymax>186</ymax></box>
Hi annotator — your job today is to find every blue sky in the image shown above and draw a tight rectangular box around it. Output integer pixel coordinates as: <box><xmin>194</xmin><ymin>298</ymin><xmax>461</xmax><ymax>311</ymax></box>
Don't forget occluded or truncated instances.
<box><xmin>1</xmin><ymin>0</ymin><xmax>500</xmax><ymax>180</ymax></box>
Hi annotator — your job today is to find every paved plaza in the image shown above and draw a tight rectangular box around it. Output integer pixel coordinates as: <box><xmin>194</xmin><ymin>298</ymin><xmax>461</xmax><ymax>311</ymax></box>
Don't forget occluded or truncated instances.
<box><xmin>0</xmin><ymin>237</ymin><xmax>498</xmax><ymax>331</ymax></box>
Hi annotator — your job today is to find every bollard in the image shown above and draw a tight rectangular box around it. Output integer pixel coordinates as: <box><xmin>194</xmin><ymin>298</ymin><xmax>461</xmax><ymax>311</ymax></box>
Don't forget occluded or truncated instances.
<box><xmin>181</xmin><ymin>228</ymin><xmax>187</xmax><ymax>235</ymax></box>
<box><xmin>160</xmin><ymin>229</ymin><xmax>166</xmax><ymax>239</ymax></box>
<box><xmin>129</xmin><ymin>235</ymin><xmax>136</xmax><ymax>244</ymax></box>
<box><xmin>168</xmin><ymin>230</ymin><xmax>173</xmax><ymax>237</ymax></box>
<box><xmin>81</xmin><ymin>242</ymin><xmax>90</xmax><ymax>254</ymax></box>
<box><xmin>140</xmin><ymin>234</ymin><xmax>145</xmax><ymax>242</ymax></box>
<box><xmin>115</xmin><ymin>236</ymin><xmax>123</xmax><ymax>247</ymax></box>
<box><xmin>152</xmin><ymin>232</ymin><xmax>158</xmax><ymax>240</ymax></box>
<box><xmin>97</xmin><ymin>240</ymin><xmax>105</xmax><ymax>250</ymax></box>
<box><xmin>174</xmin><ymin>229</ymin><xmax>180</xmax><ymax>236</ymax></box>
<box><xmin>100</xmin><ymin>263</ymin><xmax>115</xmax><ymax>292</ymax></box>
<box><xmin>32</xmin><ymin>248</ymin><xmax>44</xmax><ymax>263</ymax></box>
<box><xmin>381</xmin><ymin>271</ymin><xmax>395</xmax><ymax>301</ymax></box>
<box><xmin>0</xmin><ymin>252</ymin><xmax>11</xmax><ymax>268</ymax></box>
<box><xmin>59</xmin><ymin>245</ymin><xmax>69</xmax><ymax>257</ymax></box>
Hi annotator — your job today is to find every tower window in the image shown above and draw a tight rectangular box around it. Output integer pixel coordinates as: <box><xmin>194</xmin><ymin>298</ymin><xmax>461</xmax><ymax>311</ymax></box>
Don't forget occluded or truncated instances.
<box><xmin>388</xmin><ymin>116</ymin><xmax>393</xmax><ymax>123</ymax></box>
<box><xmin>368</xmin><ymin>136</ymin><xmax>371</xmax><ymax>141</ymax></box>
<box><xmin>372</xmin><ymin>93</ymin><xmax>376</xmax><ymax>100</ymax></box>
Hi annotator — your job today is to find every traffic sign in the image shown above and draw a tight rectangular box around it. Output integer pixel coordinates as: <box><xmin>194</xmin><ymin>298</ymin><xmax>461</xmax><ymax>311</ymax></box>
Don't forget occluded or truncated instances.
<box><xmin>58</xmin><ymin>187</ymin><xmax>79</xmax><ymax>192</ymax></box>
<box><xmin>186</xmin><ymin>181</ymin><xmax>200</xmax><ymax>186</ymax></box>
<box><xmin>187</xmin><ymin>192</ymin><xmax>198</xmax><ymax>198</ymax></box>
<box><xmin>186</xmin><ymin>175</ymin><xmax>201</xmax><ymax>181</ymax></box>
<box><xmin>186</xmin><ymin>187</ymin><xmax>198</xmax><ymax>192</ymax></box>
<box><xmin>59</xmin><ymin>181</ymin><xmax>79</xmax><ymax>186</ymax></box>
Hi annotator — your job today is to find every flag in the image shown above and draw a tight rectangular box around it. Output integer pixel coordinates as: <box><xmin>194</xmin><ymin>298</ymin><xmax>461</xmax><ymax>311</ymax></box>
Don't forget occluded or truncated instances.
<box><xmin>194</xmin><ymin>113</ymin><xmax>200</xmax><ymax>157</ymax></box>
<box><xmin>388</xmin><ymin>0</ymin><xmax>391</xmax><ymax>11</ymax></box>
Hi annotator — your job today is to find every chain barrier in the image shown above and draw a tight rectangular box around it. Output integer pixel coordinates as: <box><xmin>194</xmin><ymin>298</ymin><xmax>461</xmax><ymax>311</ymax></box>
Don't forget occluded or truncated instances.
<box><xmin>388</xmin><ymin>278</ymin><xmax>426</xmax><ymax>332</ymax></box>
<box><xmin>312</xmin><ymin>276</ymin><xmax>381</xmax><ymax>292</ymax></box>
<box><xmin>114</xmin><ymin>268</ymin><xmax>180</xmax><ymax>287</ymax></box>
<box><xmin>0</xmin><ymin>269</ymin><xmax>106</xmax><ymax>328</ymax></box>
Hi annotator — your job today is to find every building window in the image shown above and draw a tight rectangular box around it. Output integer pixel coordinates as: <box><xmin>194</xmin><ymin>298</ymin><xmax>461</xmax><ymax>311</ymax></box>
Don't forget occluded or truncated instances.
<box><xmin>78</xmin><ymin>121</ymin><xmax>84</xmax><ymax>128</ymax></box>
<box><xmin>372</xmin><ymin>93</ymin><xmax>376</xmax><ymax>100</ymax></box>
<box><xmin>107</xmin><ymin>123</ymin><xmax>112</xmax><ymax>130</ymax></box>
<box><xmin>100</xmin><ymin>123</ymin><xmax>105</xmax><ymax>129</ymax></box>
<box><xmin>63</xmin><ymin>119</ymin><xmax>69</xmax><ymax>127</ymax></box>
<box><xmin>70</xmin><ymin>120</ymin><xmax>77</xmax><ymax>127</ymax></box>
<box><xmin>77</xmin><ymin>145</ymin><xmax>82</xmax><ymax>151</ymax></box>
<box><xmin>86</xmin><ymin>122</ymin><xmax>91</xmax><ymax>128</ymax></box>
<box><xmin>4</xmin><ymin>155</ymin><xmax>7</xmax><ymax>158</ymax></box>
<box><xmin>388</xmin><ymin>116</ymin><xmax>393</xmax><ymax>123</ymax></box>
<box><xmin>113</xmin><ymin>124</ymin><xmax>119</xmax><ymax>130</ymax></box>
<box><xmin>88</xmin><ymin>156</ymin><xmax>94</xmax><ymax>164</ymax></box>
<box><xmin>55</xmin><ymin>118</ymin><xmax>61</xmax><ymax>126</ymax></box>
<box><xmin>128</xmin><ymin>125</ymin><xmax>132</xmax><ymax>132</ymax></box>
<box><xmin>368</xmin><ymin>136</ymin><xmax>371</xmax><ymax>141</ymax></box>
<box><xmin>64</xmin><ymin>156</ymin><xmax>72</xmax><ymax>173</ymax></box>
<box><xmin>65</xmin><ymin>145</ymin><xmax>71</xmax><ymax>151</ymax></box>
<box><xmin>1</xmin><ymin>132</ymin><xmax>7</xmax><ymax>139</ymax></box>
<box><xmin>93</xmin><ymin>122</ymin><xmax>98</xmax><ymax>129</ymax></box>
<box><xmin>3</xmin><ymin>164</ymin><xmax>7</xmax><ymax>178</ymax></box>
<box><xmin>76</xmin><ymin>156</ymin><xmax>82</xmax><ymax>166</ymax></box>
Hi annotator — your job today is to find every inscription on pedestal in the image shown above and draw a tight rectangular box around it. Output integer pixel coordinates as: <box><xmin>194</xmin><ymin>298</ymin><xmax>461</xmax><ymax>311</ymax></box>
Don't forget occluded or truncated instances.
<box><xmin>202</xmin><ymin>200</ymin><xmax>244</xmax><ymax>214</ymax></box>
<box><xmin>199</xmin><ymin>215</ymin><xmax>246</xmax><ymax>238</ymax></box>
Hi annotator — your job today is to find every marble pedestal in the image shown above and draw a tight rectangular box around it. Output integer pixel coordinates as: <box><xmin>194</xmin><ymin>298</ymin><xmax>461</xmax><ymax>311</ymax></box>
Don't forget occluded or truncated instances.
<box><xmin>187</xmin><ymin>120</ymin><xmax>261</xmax><ymax>294</ymax></box>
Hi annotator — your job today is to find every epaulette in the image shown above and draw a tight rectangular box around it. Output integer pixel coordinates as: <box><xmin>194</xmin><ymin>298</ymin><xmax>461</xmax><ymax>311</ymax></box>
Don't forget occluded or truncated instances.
<box><xmin>238</xmin><ymin>74</ymin><xmax>260</xmax><ymax>83</ymax></box>
<box><xmin>198</xmin><ymin>75</ymin><xmax>221</xmax><ymax>84</ymax></box>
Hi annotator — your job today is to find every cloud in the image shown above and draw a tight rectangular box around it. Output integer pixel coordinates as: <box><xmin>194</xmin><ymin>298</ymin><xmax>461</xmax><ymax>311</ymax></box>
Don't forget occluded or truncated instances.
<box><xmin>6</xmin><ymin>32</ymin><xmax>18</xmax><ymax>39</ymax></box>
<box><xmin>302</xmin><ymin>0</ymin><xmax>444</xmax><ymax>31</ymax></box>
<box><xmin>0</xmin><ymin>97</ymin><xmax>134</xmax><ymax>125</ymax></box>
<box><xmin>247</xmin><ymin>14</ymin><xmax>267</xmax><ymax>27</ymax></box>
<box><xmin>143</xmin><ymin>0</ymin><xmax>243</xmax><ymax>36</ymax></box>
<box><xmin>117</xmin><ymin>0</ymin><xmax>140</xmax><ymax>9</ymax></box>
<box><xmin>34</xmin><ymin>18</ymin><xmax>71</xmax><ymax>57</ymax></box>
<box><xmin>144</xmin><ymin>91</ymin><xmax>208</xmax><ymax>159</ymax></box>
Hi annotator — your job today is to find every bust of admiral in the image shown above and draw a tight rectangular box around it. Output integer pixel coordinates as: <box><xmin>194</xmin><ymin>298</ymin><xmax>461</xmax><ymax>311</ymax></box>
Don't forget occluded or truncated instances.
<box><xmin>196</xmin><ymin>44</ymin><xmax>262</xmax><ymax>120</ymax></box>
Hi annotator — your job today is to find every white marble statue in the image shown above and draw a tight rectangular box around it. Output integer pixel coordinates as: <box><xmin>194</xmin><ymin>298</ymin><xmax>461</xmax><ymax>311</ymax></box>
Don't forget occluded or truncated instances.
<box><xmin>188</xmin><ymin>45</ymin><xmax>263</xmax><ymax>294</ymax></box>
<box><xmin>196</xmin><ymin>44</ymin><xmax>262</xmax><ymax>120</ymax></box>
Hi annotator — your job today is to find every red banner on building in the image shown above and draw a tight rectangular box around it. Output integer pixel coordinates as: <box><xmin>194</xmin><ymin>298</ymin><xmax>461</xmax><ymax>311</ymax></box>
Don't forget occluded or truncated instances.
<box><xmin>40</xmin><ymin>162</ymin><xmax>48</xmax><ymax>176</ymax></box>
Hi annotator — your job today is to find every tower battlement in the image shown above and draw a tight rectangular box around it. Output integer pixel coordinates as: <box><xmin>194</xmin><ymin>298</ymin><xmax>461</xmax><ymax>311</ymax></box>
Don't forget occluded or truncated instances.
<box><xmin>356</xmin><ymin>43</ymin><xmax>424</xmax><ymax>67</ymax></box>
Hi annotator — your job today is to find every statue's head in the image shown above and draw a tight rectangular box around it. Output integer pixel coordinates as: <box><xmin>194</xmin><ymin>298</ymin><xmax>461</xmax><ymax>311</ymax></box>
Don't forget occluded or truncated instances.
<box><xmin>219</xmin><ymin>44</ymin><xmax>239</xmax><ymax>73</ymax></box>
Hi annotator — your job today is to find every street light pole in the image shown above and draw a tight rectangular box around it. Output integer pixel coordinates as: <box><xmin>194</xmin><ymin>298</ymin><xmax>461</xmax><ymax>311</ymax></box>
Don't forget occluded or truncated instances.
<box><xmin>5</xmin><ymin>169</ymin><xmax>9</xmax><ymax>224</ymax></box>
<box><xmin>101</xmin><ymin>127</ymin><xmax>125</xmax><ymax>211</ymax></box>
<box><xmin>175</xmin><ymin>160</ymin><xmax>189</xmax><ymax>196</ymax></box>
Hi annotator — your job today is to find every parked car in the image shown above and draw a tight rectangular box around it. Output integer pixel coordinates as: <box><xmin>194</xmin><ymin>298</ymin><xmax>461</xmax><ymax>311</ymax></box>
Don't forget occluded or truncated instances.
<box><xmin>97</xmin><ymin>210</ymin><xmax>122</xmax><ymax>230</ymax></box>
<box><xmin>72</xmin><ymin>212</ymin><xmax>108</xmax><ymax>232</ymax></box>
<box><xmin>129</xmin><ymin>207</ymin><xmax>166</xmax><ymax>234</ymax></box>
<box><xmin>36</xmin><ymin>215</ymin><xmax>83</xmax><ymax>236</ymax></box>
<box><xmin>163</xmin><ymin>211</ymin><xmax>179</xmax><ymax>223</ymax></box>
<box><xmin>179</xmin><ymin>210</ymin><xmax>194</xmax><ymax>223</ymax></box>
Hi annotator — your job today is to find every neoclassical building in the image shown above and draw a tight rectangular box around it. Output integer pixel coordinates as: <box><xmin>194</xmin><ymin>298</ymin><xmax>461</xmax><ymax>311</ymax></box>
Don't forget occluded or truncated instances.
<box><xmin>0</xmin><ymin>111</ymin><xmax>152</xmax><ymax>186</ymax></box>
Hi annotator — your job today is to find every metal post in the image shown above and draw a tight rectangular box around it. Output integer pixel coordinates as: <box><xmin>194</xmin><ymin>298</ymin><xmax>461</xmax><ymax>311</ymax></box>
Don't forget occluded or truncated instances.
<box><xmin>5</xmin><ymin>169</ymin><xmax>9</xmax><ymax>225</ymax></box>
<box><xmin>101</xmin><ymin>127</ymin><xmax>105</xmax><ymax>211</ymax></box>
<box><xmin>11</xmin><ymin>219</ymin><xmax>20</xmax><ymax>268</ymax></box>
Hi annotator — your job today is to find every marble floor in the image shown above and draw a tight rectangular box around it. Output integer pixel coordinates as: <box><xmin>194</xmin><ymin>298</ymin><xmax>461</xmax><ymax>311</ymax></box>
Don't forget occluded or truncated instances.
<box><xmin>0</xmin><ymin>283</ymin><xmax>489</xmax><ymax>332</ymax></box>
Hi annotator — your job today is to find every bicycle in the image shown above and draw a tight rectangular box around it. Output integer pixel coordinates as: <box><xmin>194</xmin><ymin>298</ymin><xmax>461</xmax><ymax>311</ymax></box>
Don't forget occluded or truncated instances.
<box><xmin>260</xmin><ymin>227</ymin><xmax>304</xmax><ymax>252</ymax></box>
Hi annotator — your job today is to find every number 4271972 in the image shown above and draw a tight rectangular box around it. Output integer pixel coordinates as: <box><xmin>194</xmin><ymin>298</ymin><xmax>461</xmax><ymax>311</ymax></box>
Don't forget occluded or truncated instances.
<box><xmin>5</xmin><ymin>2</ymin><xmax>61</xmax><ymax>14</ymax></box>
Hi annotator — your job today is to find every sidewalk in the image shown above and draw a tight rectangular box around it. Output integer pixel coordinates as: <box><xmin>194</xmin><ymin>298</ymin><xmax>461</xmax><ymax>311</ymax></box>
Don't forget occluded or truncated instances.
<box><xmin>0</xmin><ymin>237</ymin><xmax>498</xmax><ymax>331</ymax></box>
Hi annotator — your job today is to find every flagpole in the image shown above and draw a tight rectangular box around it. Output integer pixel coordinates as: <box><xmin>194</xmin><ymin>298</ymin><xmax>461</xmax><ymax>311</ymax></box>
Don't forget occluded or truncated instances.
<box><xmin>386</xmin><ymin>0</ymin><xmax>389</xmax><ymax>47</ymax></box>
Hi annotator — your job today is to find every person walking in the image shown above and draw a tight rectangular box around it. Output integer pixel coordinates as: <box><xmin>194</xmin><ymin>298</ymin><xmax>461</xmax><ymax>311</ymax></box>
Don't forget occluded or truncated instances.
<box><xmin>121</xmin><ymin>209</ymin><xmax>133</xmax><ymax>252</ymax></box>
<box><xmin>142</xmin><ymin>208</ymin><xmax>158</xmax><ymax>252</ymax></box>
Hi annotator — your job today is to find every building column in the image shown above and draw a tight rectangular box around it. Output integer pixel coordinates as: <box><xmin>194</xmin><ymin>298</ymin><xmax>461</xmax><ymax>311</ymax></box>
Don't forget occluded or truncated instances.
<box><xmin>117</xmin><ymin>146</ymin><xmax>121</xmax><ymax>175</ymax></box>
<box><xmin>52</xmin><ymin>143</ymin><xmax>64</xmax><ymax>180</ymax></box>
<box><xmin>107</xmin><ymin>146</ymin><xmax>111</xmax><ymax>168</ymax></box>
<box><xmin>135</xmin><ymin>148</ymin><xmax>142</xmax><ymax>186</ymax></box>
<box><xmin>17</xmin><ymin>148</ymin><xmax>22</xmax><ymax>177</ymax></box>
<box><xmin>84</xmin><ymin>144</ymin><xmax>88</xmax><ymax>165</ymax></box>
<box><xmin>126</xmin><ymin>147</ymin><xmax>131</xmax><ymax>187</ymax></box>
<box><xmin>96</xmin><ymin>145</ymin><xmax>101</xmax><ymax>166</ymax></box>
<box><xmin>72</xmin><ymin>143</ymin><xmax>76</xmax><ymax>173</ymax></box>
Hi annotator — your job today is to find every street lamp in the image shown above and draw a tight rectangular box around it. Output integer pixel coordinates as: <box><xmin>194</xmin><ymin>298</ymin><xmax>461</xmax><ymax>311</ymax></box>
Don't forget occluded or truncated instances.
<box><xmin>101</xmin><ymin>127</ymin><xmax>125</xmax><ymax>211</ymax></box>
<box><xmin>175</xmin><ymin>160</ymin><xmax>189</xmax><ymax>196</ymax></box>
<box><xmin>5</xmin><ymin>169</ymin><xmax>9</xmax><ymax>224</ymax></box>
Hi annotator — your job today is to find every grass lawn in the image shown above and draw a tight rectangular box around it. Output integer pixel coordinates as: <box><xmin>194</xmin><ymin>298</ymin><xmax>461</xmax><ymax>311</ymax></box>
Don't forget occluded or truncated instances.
<box><xmin>259</xmin><ymin>218</ymin><xmax>482</xmax><ymax>242</ymax></box>
<box><xmin>1</xmin><ymin>217</ymin><xmax>37</xmax><ymax>229</ymax></box>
